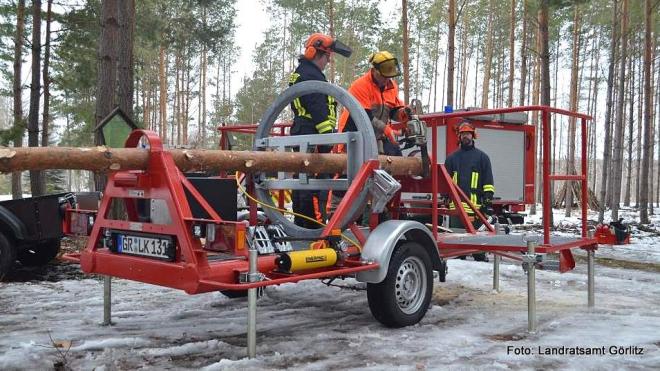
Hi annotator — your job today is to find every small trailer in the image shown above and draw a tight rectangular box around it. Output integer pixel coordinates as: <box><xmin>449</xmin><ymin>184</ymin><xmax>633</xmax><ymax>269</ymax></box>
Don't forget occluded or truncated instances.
<box><xmin>60</xmin><ymin>82</ymin><xmax>605</xmax><ymax>350</ymax></box>
<box><xmin>0</xmin><ymin>193</ymin><xmax>83</xmax><ymax>277</ymax></box>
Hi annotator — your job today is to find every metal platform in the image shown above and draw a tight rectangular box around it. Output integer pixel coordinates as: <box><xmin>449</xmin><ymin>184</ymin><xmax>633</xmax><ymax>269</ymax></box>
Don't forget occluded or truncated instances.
<box><xmin>438</xmin><ymin>233</ymin><xmax>597</xmax><ymax>254</ymax></box>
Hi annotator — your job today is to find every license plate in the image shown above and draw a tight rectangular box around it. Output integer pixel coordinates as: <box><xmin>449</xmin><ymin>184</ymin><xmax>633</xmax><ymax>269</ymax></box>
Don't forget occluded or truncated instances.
<box><xmin>111</xmin><ymin>232</ymin><xmax>175</xmax><ymax>261</ymax></box>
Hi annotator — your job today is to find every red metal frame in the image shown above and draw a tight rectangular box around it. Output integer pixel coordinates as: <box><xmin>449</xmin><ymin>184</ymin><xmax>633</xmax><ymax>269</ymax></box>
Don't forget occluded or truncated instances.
<box><xmin>63</xmin><ymin>129</ymin><xmax>378</xmax><ymax>294</ymax></box>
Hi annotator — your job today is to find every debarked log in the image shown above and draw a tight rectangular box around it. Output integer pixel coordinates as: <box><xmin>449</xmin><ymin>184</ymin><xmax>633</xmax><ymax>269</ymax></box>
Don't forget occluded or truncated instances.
<box><xmin>0</xmin><ymin>146</ymin><xmax>425</xmax><ymax>176</ymax></box>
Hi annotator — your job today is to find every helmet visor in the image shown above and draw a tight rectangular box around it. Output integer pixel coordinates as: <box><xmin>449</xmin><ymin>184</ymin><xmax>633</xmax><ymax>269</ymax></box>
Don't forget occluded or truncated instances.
<box><xmin>374</xmin><ymin>58</ymin><xmax>401</xmax><ymax>78</ymax></box>
<box><xmin>331</xmin><ymin>39</ymin><xmax>353</xmax><ymax>58</ymax></box>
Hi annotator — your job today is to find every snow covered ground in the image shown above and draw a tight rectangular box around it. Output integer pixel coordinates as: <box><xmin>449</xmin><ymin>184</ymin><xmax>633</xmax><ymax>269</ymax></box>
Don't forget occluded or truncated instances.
<box><xmin>1</xmin><ymin>206</ymin><xmax>659</xmax><ymax>370</ymax></box>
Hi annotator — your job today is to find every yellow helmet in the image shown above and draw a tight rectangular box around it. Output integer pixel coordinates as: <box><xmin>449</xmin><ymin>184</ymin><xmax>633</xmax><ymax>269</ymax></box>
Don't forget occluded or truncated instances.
<box><xmin>369</xmin><ymin>51</ymin><xmax>401</xmax><ymax>78</ymax></box>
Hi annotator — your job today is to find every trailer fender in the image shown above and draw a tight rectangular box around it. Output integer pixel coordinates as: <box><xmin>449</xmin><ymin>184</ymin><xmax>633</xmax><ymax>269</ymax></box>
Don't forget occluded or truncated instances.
<box><xmin>356</xmin><ymin>220</ymin><xmax>442</xmax><ymax>283</ymax></box>
<box><xmin>0</xmin><ymin>205</ymin><xmax>27</xmax><ymax>241</ymax></box>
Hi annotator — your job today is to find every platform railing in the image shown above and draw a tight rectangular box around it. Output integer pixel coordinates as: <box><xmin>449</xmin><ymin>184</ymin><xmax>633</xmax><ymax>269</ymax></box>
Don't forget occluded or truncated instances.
<box><xmin>426</xmin><ymin>106</ymin><xmax>592</xmax><ymax>245</ymax></box>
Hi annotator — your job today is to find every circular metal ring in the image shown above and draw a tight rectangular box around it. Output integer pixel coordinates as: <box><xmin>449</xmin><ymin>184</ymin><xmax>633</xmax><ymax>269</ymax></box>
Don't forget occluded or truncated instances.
<box><xmin>253</xmin><ymin>81</ymin><xmax>378</xmax><ymax>238</ymax></box>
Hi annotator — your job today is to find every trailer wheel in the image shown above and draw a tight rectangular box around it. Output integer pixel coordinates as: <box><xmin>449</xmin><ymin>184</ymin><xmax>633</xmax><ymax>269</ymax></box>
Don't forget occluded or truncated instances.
<box><xmin>16</xmin><ymin>238</ymin><xmax>61</xmax><ymax>267</ymax></box>
<box><xmin>367</xmin><ymin>241</ymin><xmax>433</xmax><ymax>328</ymax></box>
<box><xmin>0</xmin><ymin>233</ymin><xmax>15</xmax><ymax>278</ymax></box>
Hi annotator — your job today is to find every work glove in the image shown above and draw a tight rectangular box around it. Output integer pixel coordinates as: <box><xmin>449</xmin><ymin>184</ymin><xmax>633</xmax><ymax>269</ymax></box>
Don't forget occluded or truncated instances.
<box><xmin>383</xmin><ymin>125</ymin><xmax>401</xmax><ymax>145</ymax></box>
<box><xmin>481</xmin><ymin>191</ymin><xmax>494</xmax><ymax>215</ymax></box>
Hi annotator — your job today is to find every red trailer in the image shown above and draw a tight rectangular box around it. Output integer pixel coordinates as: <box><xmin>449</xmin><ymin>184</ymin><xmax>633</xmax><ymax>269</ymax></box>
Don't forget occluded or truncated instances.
<box><xmin>63</xmin><ymin>82</ymin><xmax>602</xmax><ymax>333</ymax></box>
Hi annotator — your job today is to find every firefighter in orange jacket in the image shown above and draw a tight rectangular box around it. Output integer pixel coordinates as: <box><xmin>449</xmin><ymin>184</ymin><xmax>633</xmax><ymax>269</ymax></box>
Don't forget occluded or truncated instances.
<box><xmin>337</xmin><ymin>51</ymin><xmax>412</xmax><ymax>156</ymax></box>
<box><xmin>289</xmin><ymin>33</ymin><xmax>352</xmax><ymax>228</ymax></box>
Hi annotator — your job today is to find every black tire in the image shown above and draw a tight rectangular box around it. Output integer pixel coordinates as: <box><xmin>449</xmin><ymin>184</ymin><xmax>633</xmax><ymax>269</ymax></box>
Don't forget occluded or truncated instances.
<box><xmin>0</xmin><ymin>233</ymin><xmax>16</xmax><ymax>278</ymax></box>
<box><xmin>472</xmin><ymin>252</ymin><xmax>488</xmax><ymax>262</ymax></box>
<box><xmin>220</xmin><ymin>290</ymin><xmax>248</xmax><ymax>299</ymax></box>
<box><xmin>367</xmin><ymin>241</ymin><xmax>433</xmax><ymax>328</ymax></box>
<box><xmin>16</xmin><ymin>239</ymin><xmax>61</xmax><ymax>267</ymax></box>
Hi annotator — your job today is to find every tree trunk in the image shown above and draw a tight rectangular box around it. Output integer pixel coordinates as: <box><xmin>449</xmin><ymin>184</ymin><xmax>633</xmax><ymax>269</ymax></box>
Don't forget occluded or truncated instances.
<box><xmin>624</xmin><ymin>45</ymin><xmax>634</xmax><ymax>207</ymax></box>
<box><xmin>518</xmin><ymin>0</ymin><xmax>528</xmax><ymax>106</ymax></box>
<box><xmin>598</xmin><ymin>0</ymin><xmax>618</xmax><ymax>223</ymax></box>
<box><xmin>539</xmin><ymin>0</ymin><xmax>552</xmax><ymax>226</ymax></box>
<box><xmin>41</xmin><ymin>0</ymin><xmax>52</xmax><ymax>149</ymax></box>
<box><xmin>402</xmin><ymin>0</ymin><xmax>410</xmax><ymax>103</ymax></box>
<box><xmin>611</xmin><ymin>0</ymin><xmax>628</xmax><ymax>221</ymax></box>
<box><xmin>481</xmin><ymin>0</ymin><xmax>494</xmax><ymax>108</ymax></box>
<box><xmin>159</xmin><ymin>44</ymin><xmax>167</xmax><ymax>143</ymax></box>
<box><xmin>117</xmin><ymin>0</ymin><xmax>135</xmax><ymax>120</ymax></box>
<box><xmin>446</xmin><ymin>0</ymin><xmax>455</xmax><ymax>107</ymax></box>
<box><xmin>507</xmin><ymin>0</ymin><xmax>516</xmax><ymax>107</ymax></box>
<box><xmin>11</xmin><ymin>0</ymin><xmax>26</xmax><ymax>199</ymax></box>
<box><xmin>28</xmin><ymin>0</ymin><xmax>44</xmax><ymax>196</ymax></box>
<box><xmin>639</xmin><ymin>0</ymin><xmax>653</xmax><ymax>222</ymax></box>
<box><xmin>530</xmin><ymin>27</ymin><xmax>541</xmax><ymax>216</ymax></box>
<box><xmin>565</xmin><ymin>4</ymin><xmax>580</xmax><ymax>217</ymax></box>
<box><xmin>0</xmin><ymin>147</ymin><xmax>425</xmax><ymax>177</ymax></box>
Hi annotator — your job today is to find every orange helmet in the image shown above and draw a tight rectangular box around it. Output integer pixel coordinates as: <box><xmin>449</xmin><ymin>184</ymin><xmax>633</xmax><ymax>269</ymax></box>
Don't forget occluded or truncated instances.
<box><xmin>457</xmin><ymin>122</ymin><xmax>477</xmax><ymax>139</ymax></box>
<box><xmin>304</xmin><ymin>33</ymin><xmax>352</xmax><ymax>60</ymax></box>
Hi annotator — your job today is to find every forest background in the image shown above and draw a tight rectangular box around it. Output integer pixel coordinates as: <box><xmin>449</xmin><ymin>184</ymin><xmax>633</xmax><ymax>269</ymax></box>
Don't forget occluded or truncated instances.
<box><xmin>0</xmin><ymin>0</ymin><xmax>658</xmax><ymax>223</ymax></box>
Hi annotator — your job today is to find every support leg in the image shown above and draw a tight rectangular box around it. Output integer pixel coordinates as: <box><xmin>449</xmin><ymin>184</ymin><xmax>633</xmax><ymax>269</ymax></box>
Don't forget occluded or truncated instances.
<box><xmin>527</xmin><ymin>240</ymin><xmax>536</xmax><ymax>334</ymax></box>
<box><xmin>493</xmin><ymin>254</ymin><xmax>500</xmax><ymax>292</ymax></box>
<box><xmin>102</xmin><ymin>275</ymin><xmax>112</xmax><ymax>326</ymax></box>
<box><xmin>247</xmin><ymin>248</ymin><xmax>258</xmax><ymax>358</ymax></box>
<box><xmin>588</xmin><ymin>249</ymin><xmax>595</xmax><ymax>308</ymax></box>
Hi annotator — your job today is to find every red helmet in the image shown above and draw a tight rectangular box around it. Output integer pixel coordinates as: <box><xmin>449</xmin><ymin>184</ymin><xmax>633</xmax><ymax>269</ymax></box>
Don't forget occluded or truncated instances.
<box><xmin>457</xmin><ymin>122</ymin><xmax>477</xmax><ymax>139</ymax></box>
<box><xmin>304</xmin><ymin>33</ymin><xmax>352</xmax><ymax>60</ymax></box>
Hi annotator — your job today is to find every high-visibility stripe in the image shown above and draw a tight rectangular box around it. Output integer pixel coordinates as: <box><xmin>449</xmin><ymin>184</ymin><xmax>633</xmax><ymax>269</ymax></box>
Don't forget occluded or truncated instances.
<box><xmin>289</xmin><ymin>72</ymin><xmax>300</xmax><ymax>84</ymax></box>
<box><xmin>293</xmin><ymin>98</ymin><xmax>312</xmax><ymax>119</ymax></box>
<box><xmin>483</xmin><ymin>184</ymin><xmax>495</xmax><ymax>193</ymax></box>
<box><xmin>471</xmin><ymin>171</ymin><xmax>479</xmax><ymax>189</ymax></box>
<box><xmin>315</xmin><ymin>119</ymin><xmax>336</xmax><ymax>133</ymax></box>
<box><xmin>452</xmin><ymin>171</ymin><xmax>458</xmax><ymax>184</ymax></box>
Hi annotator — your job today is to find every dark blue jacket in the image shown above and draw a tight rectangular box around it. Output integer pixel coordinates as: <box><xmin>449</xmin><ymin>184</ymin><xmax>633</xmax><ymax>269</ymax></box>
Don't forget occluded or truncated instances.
<box><xmin>288</xmin><ymin>59</ymin><xmax>336</xmax><ymax>135</ymax></box>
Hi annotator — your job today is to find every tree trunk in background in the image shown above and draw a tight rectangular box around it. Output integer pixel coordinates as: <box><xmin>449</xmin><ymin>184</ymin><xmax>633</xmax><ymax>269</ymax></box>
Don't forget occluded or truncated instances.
<box><xmin>530</xmin><ymin>27</ymin><xmax>541</xmax><ymax>216</ymax></box>
<box><xmin>565</xmin><ymin>4</ymin><xmax>580</xmax><ymax>217</ymax></box>
<box><xmin>611</xmin><ymin>0</ymin><xmax>628</xmax><ymax>221</ymax></box>
<box><xmin>640</xmin><ymin>0</ymin><xmax>654</xmax><ymax>223</ymax></box>
<box><xmin>159</xmin><ymin>44</ymin><xmax>167</xmax><ymax>143</ymax></box>
<box><xmin>446</xmin><ymin>0</ymin><xmax>455</xmax><ymax>107</ymax></box>
<box><xmin>12</xmin><ymin>0</ymin><xmax>26</xmax><ymax>199</ymax></box>
<box><xmin>481</xmin><ymin>0</ymin><xmax>494</xmax><ymax>108</ymax></box>
<box><xmin>28</xmin><ymin>0</ymin><xmax>44</xmax><ymax>196</ymax></box>
<box><xmin>402</xmin><ymin>0</ymin><xmax>410</xmax><ymax>103</ymax></box>
<box><xmin>94</xmin><ymin>0</ymin><xmax>119</xmax><ymax>191</ymax></box>
<box><xmin>518</xmin><ymin>0</ymin><xmax>527</xmax><ymax>107</ymax></box>
<box><xmin>598</xmin><ymin>0</ymin><xmax>618</xmax><ymax>223</ymax></box>
<box><xmin>118</xmin><ymin>0</ymin><xmax>135</xmax><ymax>120</ymax></box>
<box><xmin>538</xmin><ymin>0</ymin><xmax>552</xmax><ymax>226</ymax></box>
<box><xmin>624</xmin><ymin>46</ymin><xmax>634</xmax><ymax>207</ymax></box>
<box><xmin>459</xmin><ymin>24</ymin><xmax>469</xmax><ymax>108</ymax></box>
<box><xmin>507</xmin><ymin>0</ymin><xmax>516</xmax><ymax>107</ymax></box>
<box><xmin>327</xmin><ymin>1</ymin><xmax>334</xmax><ymax>83</ymax></box>
<box><xmin>41</xmin><ymin>0</ymin><xmax>52</xmax><ymax>149</ymax></box>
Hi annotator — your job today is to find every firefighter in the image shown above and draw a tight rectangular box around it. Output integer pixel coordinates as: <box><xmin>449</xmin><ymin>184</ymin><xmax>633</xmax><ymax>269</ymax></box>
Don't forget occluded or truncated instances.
<box><xmin>445</xmin><ymin>121</ymin><xmax>495</xmax><ymax>261</ymax></box>
<box><xmin>337</xmin><ymin>50</ymin><xmax>412</xmax><ymax>156</ymax></box>
<box><xmin>289</xmin><ymin>33</ymin><xmax>352</xmax><ymax>228</ymax></box>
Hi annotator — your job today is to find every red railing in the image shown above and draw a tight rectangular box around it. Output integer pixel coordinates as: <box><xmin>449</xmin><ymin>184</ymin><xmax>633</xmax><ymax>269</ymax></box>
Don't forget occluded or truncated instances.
<box><xmin>425</xmin><ymin>106</ymin><xmax>592</xmax><ymax>245</ymax></box>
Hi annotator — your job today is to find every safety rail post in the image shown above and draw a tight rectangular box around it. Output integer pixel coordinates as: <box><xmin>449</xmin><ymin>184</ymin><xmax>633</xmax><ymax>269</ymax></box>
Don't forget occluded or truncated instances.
<box><xmin>588</xmin><ymin>248</ymin><xmax>595</xmax><ymax>308</ymax></box>
<box><xmin>493</xmin><ymin>255</ymin><xmax>501</xmax><ymax>292</ymax></box>
<box><xmin>526</xmin><ymin>239</ymin><xmax>537</xmax><ymax>333</ymax></box>
<box><xmin>581</xmin><ymin>117</ymin><xmax>588</xmax><ymax>238</ymax></box>
<box><xmin>431</xmin><ymin>118</ymin><xmax>439</xmax><ymax>241</ymax></box>
<box><xmin>541</xmin><ymin>109</ymin><xmax>551</xmax><ymax>245</ymax></box>
<box><xmin>102</xmin><ymin>276</ymin><xmax>112</xmax><ymax>326</ymax></box>
<box><xmin>247</xmin><ymin>247</ymin><xmax>258</xmax><ymax>358</ymax></box>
